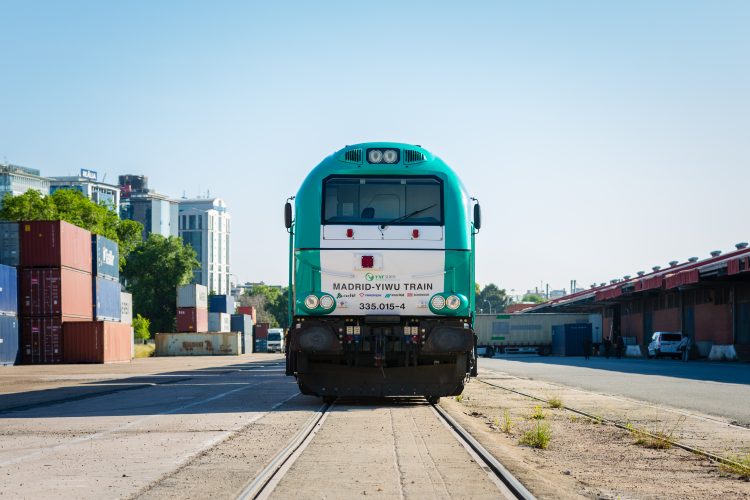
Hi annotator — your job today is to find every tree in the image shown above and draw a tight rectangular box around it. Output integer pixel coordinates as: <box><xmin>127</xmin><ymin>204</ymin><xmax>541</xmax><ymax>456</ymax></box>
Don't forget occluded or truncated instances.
<box><xmin>522</xmin><ymin>293</ymin><xmax>546</xmax><ymax>304</ymax></box>
<box><xmin>133</xmin><ymin>314</ymin><xmax>151</xmax><ymax>342</ymax></box>
<box><xmin>122</xmin><ymin>234</ymin><xmax>200</xmax><ymax>334</ymax></box>
<box><xmin>238</xmin><ymin>284</ymin><xmax>289</xmax><ymax>328</ymax></box>
<box><xmin>477</xmin><ymin>283</ymin><xmax>510</xmax><ymax>313</ymax></box>
<box><xmin>0</xmin><ymin>189</ymin><xmax>143</xmax><ymax>268</ymax></box>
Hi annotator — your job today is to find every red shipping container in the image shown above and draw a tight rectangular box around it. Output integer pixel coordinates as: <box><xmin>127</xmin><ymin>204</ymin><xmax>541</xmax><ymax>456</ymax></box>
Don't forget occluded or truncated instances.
<box><xmin>21</xmin><ymin>267</ymin><xmax>93</xmax><ymax>319</ymax></box>
<box><xmin>176</xmin><ymin>307</ymin><xmax>208</xmax><ymax>332</ymax></box>
<box><xmin>21</xmin><ymin>316</ymin><xmax>76</xmax><ymax>364</ymax></box>
<box><xmin>62</xmin><ymin>321</ymin><xmax>132</xmax><ymax>363</ymax></box>
<box><xmin>237</xmin><ymin>306</ymin><xmax>256</xmax><ymax>321</ymax></box>
<box><xmin>255</xmin><ymin>322</ymin><xmax>269</xmax><ymax>340</ymax></box>
<box><xmin>20</xmin><ymin>220</ymin><xmax>92</xmax><ymax>272</ymax></box>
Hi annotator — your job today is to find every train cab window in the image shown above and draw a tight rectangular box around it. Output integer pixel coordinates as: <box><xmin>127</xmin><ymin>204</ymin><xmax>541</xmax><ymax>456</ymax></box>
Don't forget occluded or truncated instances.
<box><xmin>323</xmin><ymin>177</ymin><xmax>443</xmax><ymax>225</ymax></box>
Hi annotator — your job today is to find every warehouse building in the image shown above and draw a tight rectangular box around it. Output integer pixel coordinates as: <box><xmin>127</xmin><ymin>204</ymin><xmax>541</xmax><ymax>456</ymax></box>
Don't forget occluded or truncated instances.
<box><xmin>525</xmin><ymin>243</ymin><xmax>750</xmax><ymax>360</ymax></box>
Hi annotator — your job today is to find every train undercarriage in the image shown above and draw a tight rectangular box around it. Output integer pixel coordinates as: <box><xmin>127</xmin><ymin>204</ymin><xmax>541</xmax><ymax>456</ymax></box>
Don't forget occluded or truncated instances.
<box><xmin>286</xmin><ymin>315</ymin><xmax>477</xmax><ymax>400</ymax></box>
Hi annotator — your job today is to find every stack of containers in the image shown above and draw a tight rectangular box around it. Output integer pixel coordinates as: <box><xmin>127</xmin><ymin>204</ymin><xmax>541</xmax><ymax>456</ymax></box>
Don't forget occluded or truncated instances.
<box><xmin>230</xmin><ymin>314</ymin><xmax>253</xmax><ymax>354</ymax></box>
<box><xmin>237</xmin><ymin>305</ymin><xmax>256</xmax><ymax>322</ymax></box>
<box><xmin>254</xmin><ymin>322</ymin><xmax>269</xmax><ymax>353</ymax></box>
<box><xmin>20</xmin><ymin>221</ymin><xmax>93</xmax><ymax>364</ymax></box>
<box><xmin>208</xmin><ymin>294</ymin><xmax>233</xmax><ymax>333</ymax></box>
<box><xmin>61</xmin><ymin>233</ymin><xmax>131</xmax><ymax>364</ymax></box>
<box><xmin>91</xmin><ymin>235</ymin><xmax>121</xmax><ymax>322</ymax></box>
<box><xmin>0</xmin><ymin>264</ymin><xmax>19</xmax><ymax>366</ymax></box>
<box><xmin>120</xmin><ymin>291</ymin><xmax>134</xmax><ymax>357</ymax></box>
<box><xmin>177</xmin><ymin>284</ymin><xmax>208</xmax><ymax>332</ymax></box>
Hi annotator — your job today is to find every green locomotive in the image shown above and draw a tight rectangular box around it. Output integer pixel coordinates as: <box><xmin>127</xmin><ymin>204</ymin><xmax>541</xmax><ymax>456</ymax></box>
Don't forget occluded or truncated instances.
<box><xmin>284</xmin><ymin>142</ymin><xmax>481</xmax><ymax>402</ymax></box>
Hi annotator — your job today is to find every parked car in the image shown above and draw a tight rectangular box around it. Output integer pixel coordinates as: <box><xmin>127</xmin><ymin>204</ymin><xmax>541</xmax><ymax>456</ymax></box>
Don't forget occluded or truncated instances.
<box><xmin>647</xmin><ymin>332</ymin><xmax>683</xmax><ymax>359</ymax></box>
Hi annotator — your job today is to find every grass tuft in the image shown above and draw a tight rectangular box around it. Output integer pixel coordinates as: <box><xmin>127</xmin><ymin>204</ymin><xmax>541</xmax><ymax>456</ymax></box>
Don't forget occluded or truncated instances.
<box><xmin>455</xmin><ymin>395</ymin><xmax>463</xmax><ymax>403</ymax></box>
<box><xmin>134</xmin><ymin>343</ymin><xmax>155</xmax><ymax>358</ymax></box>
<box><xmin>529</xmin><ymin>405</ymin><xmax>546</xmax><ymax>420</ymax></box>
<box><xmin>628</xmin><ymin>416</ymin><xmax>685</xmax><ymax>449</ymax></box>
<box><xmin>501</xmin><ymin>409</ymin><xmax>514</xmax><ymax>434</ymax></box>
<box><xmin>548</xmin><ymin>396</ymin><xmax>564</xmax><ymax>409</ymax></box>
<box><xmin>720</xmin><ymin>453</ymin><xmax>750</xmax><ymax>479</ymax></box>
<box><xmin>519</xmin><ymin>421</ymin><xmax>552</xmax><ymax>449</ymax></box>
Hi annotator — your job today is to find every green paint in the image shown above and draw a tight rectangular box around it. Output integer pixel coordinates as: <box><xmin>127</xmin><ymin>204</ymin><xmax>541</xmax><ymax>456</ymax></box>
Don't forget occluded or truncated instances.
<box><xmin>497</xmin><ymin>314</ymin><xmax>511</xmax><ymax>319</ymax></box>
<box><xmin>491</xmin><ymin>336</ymin><xmax>505</xmax><ymax>341</ymax></box>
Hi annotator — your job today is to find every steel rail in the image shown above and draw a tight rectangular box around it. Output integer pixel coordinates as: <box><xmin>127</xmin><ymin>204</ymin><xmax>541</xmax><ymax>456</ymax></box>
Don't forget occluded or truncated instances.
<box><xmin>477</xmin><ymin>378</ymin><xmax>750</xmax><ymax>477</ymax></box>
<box><xmin>236</xmin><ymin>402</ymin><xmax>332</xmax><ymax>500</ymax></box>
<box><xmin>431</xmin><ymin>402</ymin><xmax>536</xmax><ymax>500</ymax></box>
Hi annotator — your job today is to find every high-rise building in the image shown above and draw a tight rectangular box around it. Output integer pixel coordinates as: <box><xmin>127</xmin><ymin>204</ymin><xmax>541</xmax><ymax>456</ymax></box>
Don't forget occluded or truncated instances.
<box><xmin>49</xmin><ymin>169</ymin><xmax>120</xmax><ymax>213</ymax></box>
<box><xmin>0</xmin><ymin>163</ymin><xmax>50</xmax><ymax>204</ymax></box>
<box><xmin>119</xmin><ymin>175</ymin><xmax>179</xmax><ymax>239</ymax></box>
<box><xmin>179</xmin><ymin>198</ymin><xmax>231</xmax><ymax>294</ymax></box>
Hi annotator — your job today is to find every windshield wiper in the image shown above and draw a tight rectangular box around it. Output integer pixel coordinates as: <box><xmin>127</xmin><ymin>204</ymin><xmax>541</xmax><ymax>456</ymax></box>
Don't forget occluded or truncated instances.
<box><xmin>380</xmin><ymin>203</ymin><xmax>437</xmax><ymax>229</ymax></box>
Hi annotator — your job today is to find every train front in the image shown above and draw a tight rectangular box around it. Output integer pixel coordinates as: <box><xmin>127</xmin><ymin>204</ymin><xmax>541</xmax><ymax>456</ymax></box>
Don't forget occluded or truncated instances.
<box><xmin>285</xmin><ymin>143</ymin><xmax>480</xmax><ymax>401</ymax></box>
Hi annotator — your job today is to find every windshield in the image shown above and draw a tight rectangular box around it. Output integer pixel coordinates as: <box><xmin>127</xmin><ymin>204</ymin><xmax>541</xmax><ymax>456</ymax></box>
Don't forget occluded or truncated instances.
<box><xmin>661</xmin><ymin>333</ymin><xmax>682</xmax><ymax>342</ymax></box>
<box><xmin>268</xmin><ymin>333</ymin><xmax>281</xmax><ymax>341</ymax></box>
<box><xmin>323</xmin><ymin>176</ymin><xmax>443</xmax><ymax>225</ymax></box>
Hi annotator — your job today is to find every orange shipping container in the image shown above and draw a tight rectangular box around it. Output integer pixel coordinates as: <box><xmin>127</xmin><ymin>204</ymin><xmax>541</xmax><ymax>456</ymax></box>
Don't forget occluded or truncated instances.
<box><xmin>62</xmin><ymin>321</ymin><xmax>132</xmax><ymax>363</ymax></box>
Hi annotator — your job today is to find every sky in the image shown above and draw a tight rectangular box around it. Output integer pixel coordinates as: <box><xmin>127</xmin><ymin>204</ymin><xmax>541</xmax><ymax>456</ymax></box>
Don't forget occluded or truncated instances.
<box><xmin>1</xmin><ymin>1</ymin><xmax>749</xmax><ymax>296</ymax></box>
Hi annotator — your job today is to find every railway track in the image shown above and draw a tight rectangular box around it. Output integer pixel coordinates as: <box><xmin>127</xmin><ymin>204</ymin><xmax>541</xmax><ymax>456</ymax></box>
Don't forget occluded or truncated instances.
<box><xmin>477</xmin><ymin>377</ymin><xmax>750</xmax><ymax>477</ymax></box>
<box><xmin>236</xmin><ymin>398</ymin><xmax>534</xmax><ymax>500</ymax></box>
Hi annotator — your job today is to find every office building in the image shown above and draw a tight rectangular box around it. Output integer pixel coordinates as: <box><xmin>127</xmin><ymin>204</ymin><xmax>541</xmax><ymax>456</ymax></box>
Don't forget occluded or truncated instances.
<box><xmin>179</xmin><ymin>198</ymin><xmax>231</xmax><ymax>295</ymax></box>
<box><xmin>119</xmin><ymin>175</ymin><xmax>179</xmax><ymax>239</ymax></box>
<box><xmin>0</xmin><ymin>163</ymin><xmax>50</xmax><ymax>204</ymax></box>
<box><xmin>49</xmin><ymin>169</ymin><xmax>120</xmax><ymax>213</ymax></box>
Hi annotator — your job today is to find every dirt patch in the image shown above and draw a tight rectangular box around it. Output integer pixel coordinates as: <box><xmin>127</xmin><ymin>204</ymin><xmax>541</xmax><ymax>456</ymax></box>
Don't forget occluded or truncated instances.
<box><xmin>440</xmin><ymin>371</ymin><xmax>750</xmax><ymax>499</ymax></box>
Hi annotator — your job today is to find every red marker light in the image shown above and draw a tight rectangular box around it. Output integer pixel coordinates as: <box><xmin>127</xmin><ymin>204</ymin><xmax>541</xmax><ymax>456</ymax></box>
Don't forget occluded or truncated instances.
<box><xmin>346</xmin><ymin>228</ymin><xmax>353</xmax><ymax>238</ymax></box>
<box><xmin>361</xmin><ymin>255</ymin><xmax>374</xmax><ymax>268</ymax></box>
<box><xmin>412</xmin><ymin>229</ymin><xmax>419</xmax><ymax>238</ymax></box>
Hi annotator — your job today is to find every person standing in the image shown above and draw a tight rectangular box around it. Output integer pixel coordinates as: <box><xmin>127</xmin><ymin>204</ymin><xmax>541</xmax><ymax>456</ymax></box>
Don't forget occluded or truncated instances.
<box><xmin>604</xmin><ymin>336</ymin><xmax>612</xmax><ymax>359</ymax></box>
<box><xmin>680</xmin><ymin>335</ymin><xmax>692</xmax><ymax>362</ymax></box>
<box><xmin>583</xmin><ymin>336</ymin><xmax>592</xmax><ymax>360</ymax></box>
<box><xmin>616</xmin><ymin>335</ymin><xmax>625</xmax><ymax>359</ymax></box>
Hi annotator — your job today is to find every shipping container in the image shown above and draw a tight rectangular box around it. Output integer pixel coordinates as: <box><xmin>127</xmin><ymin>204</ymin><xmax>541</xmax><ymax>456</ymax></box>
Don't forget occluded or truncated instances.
<box><xmin>552</xmin><ymin>323</ymin><xmax>593</xmax><ymax>356</ymax></box>
<box><xmin>177</xmin><ymin>284</ymin><xmax>208</xmax><ymax>309</ymax></box>
<box><xmin>254</xmin><ymin>338</ymin><xmax>268</xmax><ymax>353</ymax></box>
<box><xmin>209</xmin><ymin>295</ymin><xmax>235</xmax><ymax>314</ymax></box>
<box><xmin>0</xmin><ymin>315</ymin><xmax>19</xmax><ymax>365</ymax></box>
<box><xmin>237</xmin><ymin>305</ymin><xmax>254</xmax><ymax>317</ymax></box>
<box><xmin>21</xmin><ymin>267</ymin><xmax>93</xmax><ymax>319</ymax></box>
<box><xmin>0</xmin><ymin>222</ymin><xmax>19</xmax><ymax>267</ymax></box>
<box><xmin>20</xmin><ymin>220</ymin><xmax>92</xmax><ymax>272</ymax></box>
<box><xmin>21</xmin><ymin>316</ymin><xmax>77</xmax><ymax>364</ymax></box>
<box><xmin>0</xmin><ymin>264</ymin><xmax>18</xmax><ymax>316</ymax></box>
<box><xmin>475</xmin><ymin>313</ymin><xmax>593</xmax><ymax>354</ymax></box>
<box><xmin>120</xmin><ymin>291</ymin><xmax>133</xmax><ymax>325</ymax></box>
<box><xmin>231</xmin><ymin>314</ymin><xmax>253</xmax><ymax>354</ymax></box>
<box><xmin>62</xmin><ymin>321</ymin><xmax>132</xmax><ymax>363</ymax></box>
<box><xmin>254</xmin><ymin>323</ymin><xmax>269</xmax><ymax>340</ymax></box>
<box><xmin>176</xmin><ymin>307</ymin><xmax>208</xmax><ymax>332</ymax></box>
<box><xmin>154</xmin><ymin>332</ymin><xmax>241</xmax><ymax>356</ymax></box>
<box><xmin>93</xmin><ymin>276</ymin><xmax>122</xmax><ymax>321</ymax></box>
<box><xmin>208</xmin><ymin>312</ymin><xmax>230</xmax><ymax>332</ymax></box>
<box><xmin>91</xmin><ymin>235</ymin><xmax>120</xmax><ymax>281</ymax></box>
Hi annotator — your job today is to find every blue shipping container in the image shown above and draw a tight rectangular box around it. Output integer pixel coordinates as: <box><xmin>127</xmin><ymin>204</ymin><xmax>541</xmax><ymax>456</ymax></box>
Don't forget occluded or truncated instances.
<box><xmin>93</xmin><ymin>276</ymin><xmax>122</xmax><ymax>321</ymax></box>
<box><xmin>209</xmin><ymin>295</ymin><xmax>235</xmax><ymax>314</ymax></box>
<box><xmin>255</xmin><ymin>339</ymin><xmax>268</xmax><ymax>353</ymax></box>
<box><xmin>0</xmin><ymin>222</ymin><xmax>19</xmax><ymax>267</ymax></box>
<box><xmin>0</xmin><ymin>315</ymin><xmax>19</xmax><ymax>366</ymax></box>
<box><xmin>231</xmin><ymin>314</ymin><xmax>253</xmax><ymax>354</ymax></box>
<box><xmin>92</xmin><ymin>235</ymin><xmax>120</xmax><ymax>281</ymax></box>
<box><xmin>0</xmin><ymin>264</ymin><xmax>18</xmax><ymax>316</ymax></box>
<box><xmin>552</xmin><ymin>323</ymin><xmax>592</xmax><ymax>356</ymax></box>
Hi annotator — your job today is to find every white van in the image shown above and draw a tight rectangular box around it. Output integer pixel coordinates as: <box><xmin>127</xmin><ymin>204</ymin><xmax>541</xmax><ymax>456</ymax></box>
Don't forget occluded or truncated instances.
<box><xmin>267</xmin><ymin>328</ymin><xmax>285</xmax><ymax>353</ymax></box>
<box><xmin>647</xmin><ymin>332</ymin><xmax>683</xmax><ymax>359</ymax></box>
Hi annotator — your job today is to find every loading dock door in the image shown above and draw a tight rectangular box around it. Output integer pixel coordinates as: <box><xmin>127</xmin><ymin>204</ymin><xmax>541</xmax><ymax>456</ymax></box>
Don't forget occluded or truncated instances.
<box><xmin>737</xmin><ymin>303</ymin><xmax>750</xmax><ymax>345</ymax></box>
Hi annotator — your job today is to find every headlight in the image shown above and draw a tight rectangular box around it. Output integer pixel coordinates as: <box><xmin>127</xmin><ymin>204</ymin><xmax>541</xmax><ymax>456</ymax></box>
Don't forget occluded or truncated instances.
<box><xmin>430</xmin><ymin>295</ymin><xmax>446</xmax><ymax>310</ymax></box>
<box><xmin>368</xmin><ymin>149</ymin><xmax>383</xmax><ymax>163</ymax></box>
<box><xmin>319</xmin><ymin>295</ymin><xmax>335</xmax><ymax>310</ymax></box>
<box><xmin>383</xmin><ymin>149</ymin><xmax>398</xmax><ymax>163</ymax></box>
<box><xmin>446</xmin><ymin>295</ymin><xmax>461</xmax><ymax>310</ymax></box>
<box><xmin>304</xmin><ymin>294</ymin><xmax>319</xmax><ymax>309</ymax></box>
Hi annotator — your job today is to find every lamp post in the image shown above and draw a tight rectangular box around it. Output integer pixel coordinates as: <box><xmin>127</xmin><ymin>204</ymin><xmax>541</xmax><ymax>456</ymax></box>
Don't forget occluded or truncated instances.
<box><xmin>483</xmin><ymin>300</ymin><xmax>493</xmax><ymax>315</ymax></box>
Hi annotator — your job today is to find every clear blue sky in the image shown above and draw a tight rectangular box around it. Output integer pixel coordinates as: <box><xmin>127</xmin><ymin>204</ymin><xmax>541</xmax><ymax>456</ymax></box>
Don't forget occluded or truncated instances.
<box><xmin>2</xmin><ymin>1</ymin><xmax>748</xmax><ymax>295</ymax></box>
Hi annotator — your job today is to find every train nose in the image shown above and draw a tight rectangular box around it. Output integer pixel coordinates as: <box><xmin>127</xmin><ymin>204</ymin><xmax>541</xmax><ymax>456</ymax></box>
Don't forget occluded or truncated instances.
<box><xmin>294</xmin><ymin>326</ymin><xmax>343</xmax><ymax>353</ymax></box>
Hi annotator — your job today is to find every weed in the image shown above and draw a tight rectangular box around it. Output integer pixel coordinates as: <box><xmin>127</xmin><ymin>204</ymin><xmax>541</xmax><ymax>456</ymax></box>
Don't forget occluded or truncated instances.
<box><xmin>630</xmin><ymin>416</ymin><xmax>686</xmax><ymax>449</ymax></box>
<box><xmin>591</xmin><ymin>414</ymin><xmax>603</xmax><ymax>425</ymax></box>
<box><xmin>720</xmin><ymin>453</ymin><xmax>750</xmax><ymax>479</ymax></box>
<box><xmin>134</xmin><ymin>344</ymin><xmax>155</xmax><ymax>358</ymax></box>
<box><xmin>529</xmin><ymin>405</ymin><xmax>546</xmax><ymax>420</ymax></box>
<box><xmin>548</xmin><ymin>396</ymin><xmax>564</xmax><ymax>409</ymax></box>
<box><xmin>519</xmin><ymin>421</ymin><xmax>552</xmax><ymax>449</ymax></box>
<box><xmin>455</xmin><ymin>395</ymin><xmax>463</xmax><ymax>403</ymax></box>
<box><xmin>501</xmin><ymin>409</ymin><xmax>514</xmax><ymax>434</ymax></box>
<box><xmin>569</xmin><ymin>415</ymin><xmax>579</xmax><ymax>423</ymax></box>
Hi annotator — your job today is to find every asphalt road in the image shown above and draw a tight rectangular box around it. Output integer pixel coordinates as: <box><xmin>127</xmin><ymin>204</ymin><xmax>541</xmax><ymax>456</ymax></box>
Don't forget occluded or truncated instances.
<box><xmin>479</xmin><ymin>355</ymin><xmax>750</xmax><ymax>426</ymax></box>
